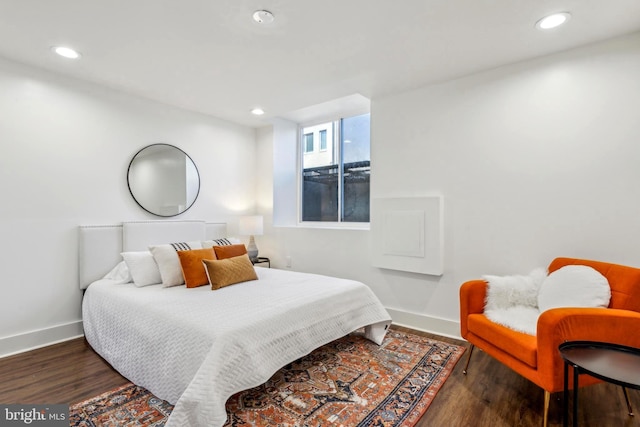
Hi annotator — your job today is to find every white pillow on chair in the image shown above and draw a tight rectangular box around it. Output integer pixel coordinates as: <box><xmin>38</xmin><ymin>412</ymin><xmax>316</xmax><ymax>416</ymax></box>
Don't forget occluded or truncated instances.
<box><xmin>482</xmin><ymin>267</ymin><xmax>547</xmax><ymax>335</ymax></box>
<box><xmin>537</xmin><ymin>265</ymin><xmax>611</xmax><ymax>312</ymax></box>
<box><xmin>483</xmin><ymin>267</ymin><xmax>547</xmax><ymax>310</ymax></box>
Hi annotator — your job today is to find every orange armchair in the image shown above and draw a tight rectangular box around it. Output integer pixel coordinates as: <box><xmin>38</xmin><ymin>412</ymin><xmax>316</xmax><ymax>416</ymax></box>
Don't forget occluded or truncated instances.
<box><xmin>460</xmin><ymin>257</ymin><xmax>640</xmax><ymax>427</ymax></box>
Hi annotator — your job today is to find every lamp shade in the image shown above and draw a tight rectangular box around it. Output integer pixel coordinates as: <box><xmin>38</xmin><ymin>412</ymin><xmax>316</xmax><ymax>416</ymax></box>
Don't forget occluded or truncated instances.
<box><xmin>238</xmin><ymin>215</ymin><xmax>263</xmax><ymax>236</ymax></box>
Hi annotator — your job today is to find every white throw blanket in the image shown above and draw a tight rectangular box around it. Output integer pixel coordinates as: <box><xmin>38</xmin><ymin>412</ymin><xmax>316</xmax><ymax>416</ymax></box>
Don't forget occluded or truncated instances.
<box><xmin>482</xmin><ymin>268</ymin><xmax>547</xmax><ymax>335</ymax></box>
<box><xmin>82</xmin><ymin>268</ymin><xmax>391</xmax><ymax>427</ymax></box>
<box><xmin>482</xmin><ymin>266</ymin><xmax>611</xmax><ymax>335</ymax></box>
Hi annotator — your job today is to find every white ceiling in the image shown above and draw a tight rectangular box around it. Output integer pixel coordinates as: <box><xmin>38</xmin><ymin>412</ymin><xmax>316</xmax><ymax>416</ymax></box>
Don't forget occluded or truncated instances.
<box><xmin>1</xmin><ymin>0</ymin><xmax>639</xmax><ymax>128</ymax></box>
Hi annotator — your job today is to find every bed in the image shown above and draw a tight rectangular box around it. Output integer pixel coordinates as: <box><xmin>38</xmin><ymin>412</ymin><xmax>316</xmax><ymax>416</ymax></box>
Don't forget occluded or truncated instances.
<box><xmin>79</xmin><ymin>220</ymin><xmax>392</xmax><ymax>427</ymax></box>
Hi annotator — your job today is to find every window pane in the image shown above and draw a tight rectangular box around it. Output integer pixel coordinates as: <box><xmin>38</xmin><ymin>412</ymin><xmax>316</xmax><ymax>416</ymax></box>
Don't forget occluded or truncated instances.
<box><xmin>301</xmin><ymin>123</ymin><xmax>338</xmax><ymax>221</ymax></box>
<box><xmin>304</xmin><ymin>133</ymin><xmax>314</xmax><ymax>153</ymax></box>
<box><xmin>341</xmin><ymin>113</ymin><xmax>370</xmax><ymax>222</ymax></box>
<box><xmin>320</xmin><ymin>129</ymin><xmax>327</xmax><ymax>151</ymax></box>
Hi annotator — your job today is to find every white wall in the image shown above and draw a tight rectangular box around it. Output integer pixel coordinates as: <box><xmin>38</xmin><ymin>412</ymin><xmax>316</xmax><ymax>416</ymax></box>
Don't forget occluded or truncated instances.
<box><xmin>3</xmin><ymin>30</ymin><xmax>639</xmax><ymax>356</ymax></box>
<box><xmin>259</xmin><ymin>32</ymin><xmax>640</xmax><ymax>338</ymax></box>
<box><xmin>270</xmin><ymin>119</ymin><xmax>298</xmax><ymax>227</ymax></box>
<box><xmin>0</xmin><ymin>57</ymin><xmax>257</xmax><ymax>356</ymax></box>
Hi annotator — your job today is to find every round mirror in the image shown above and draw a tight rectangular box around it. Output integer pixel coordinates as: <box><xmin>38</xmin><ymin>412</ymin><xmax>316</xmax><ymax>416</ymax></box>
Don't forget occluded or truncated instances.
<box><xmin>127</xmin><ymin>144</ymin><xmax>200</xmax><ymax>217</ymax></box>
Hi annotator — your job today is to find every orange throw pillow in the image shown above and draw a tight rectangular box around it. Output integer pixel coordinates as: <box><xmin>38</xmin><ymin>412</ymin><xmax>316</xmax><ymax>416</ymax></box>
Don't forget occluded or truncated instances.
<box><xmin>202</xmin><ymin>254</ymin><xmax>258</xmax><ymax>290</ymax></box>
<box><xmin>213</xmin><ymin>243</ymin><xmax>247</xmax><ymax>260</ymax></box>
<box><xmin>177</xmin><ymin>248</ymin><xmax>217</xmax><ymax>288</ymax></box>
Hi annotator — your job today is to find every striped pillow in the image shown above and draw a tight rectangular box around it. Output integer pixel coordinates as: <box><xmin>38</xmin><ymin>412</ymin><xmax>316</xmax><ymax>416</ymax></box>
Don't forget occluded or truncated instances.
<box><xmin>202</xmin><ymin>237</ymin><xmax>241</xmax><ymax>248</ymax></box>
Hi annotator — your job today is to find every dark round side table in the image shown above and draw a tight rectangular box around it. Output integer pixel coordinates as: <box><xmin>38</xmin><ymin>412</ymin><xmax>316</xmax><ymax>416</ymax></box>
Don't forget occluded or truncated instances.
<box><xmin>559</xmin><ymin>341</ymin><xmax>640</xmax><ymax>427</ymax></box>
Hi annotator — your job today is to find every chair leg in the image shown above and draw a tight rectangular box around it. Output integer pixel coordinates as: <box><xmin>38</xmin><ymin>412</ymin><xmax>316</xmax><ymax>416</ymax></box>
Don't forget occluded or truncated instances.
<box><xmin>462</xmin><ymin>344</ymin><xmax>474</xmax><ymax>374</ymax></box>
<box><xmin>622</xmin><ymin>386</ymin><xmax>634</xmax><ymax>416</ymax></box>
<box><xmin>543</xmin><ymin>390</ymin><xmax>550</xmax><ymax>427</ymax></box>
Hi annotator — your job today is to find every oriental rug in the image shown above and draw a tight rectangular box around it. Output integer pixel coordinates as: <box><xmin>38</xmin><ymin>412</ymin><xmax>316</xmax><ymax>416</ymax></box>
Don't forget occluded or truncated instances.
<box><xmin>69</xmin><ymin>330</ymin><xmax>464</xmax><ymax>427</ymax></box>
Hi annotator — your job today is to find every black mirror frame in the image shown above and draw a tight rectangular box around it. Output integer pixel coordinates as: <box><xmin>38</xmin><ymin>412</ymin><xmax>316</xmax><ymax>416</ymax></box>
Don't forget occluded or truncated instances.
<box><xmin>127</xmin><ymin>143</ymin><xmax>201</xmax><ymax>217</ymax></box>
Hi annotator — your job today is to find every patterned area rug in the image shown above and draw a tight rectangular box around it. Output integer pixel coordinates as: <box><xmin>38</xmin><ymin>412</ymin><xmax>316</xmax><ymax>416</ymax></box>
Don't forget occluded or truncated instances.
<box><xmin>70</xmin><ymin>330</ymin><xmax>464</xmax><ymax>427</ymax></box>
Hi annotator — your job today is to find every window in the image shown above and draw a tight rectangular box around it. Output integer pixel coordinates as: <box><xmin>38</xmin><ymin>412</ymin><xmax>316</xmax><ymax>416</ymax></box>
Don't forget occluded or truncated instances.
<box><xmin>304</xmin><ymin>133</ymin><xmax>314</xmax><ymax>153</ymax></box>
<box><xmin>319</xmin><ymin>129</ymin><xmax>327</xmax><ymax>151</ymax></box>
<box><xmin>300</xmin><ymin>113</ymin><xmax>370</xmax><ymax>223</ymax></box>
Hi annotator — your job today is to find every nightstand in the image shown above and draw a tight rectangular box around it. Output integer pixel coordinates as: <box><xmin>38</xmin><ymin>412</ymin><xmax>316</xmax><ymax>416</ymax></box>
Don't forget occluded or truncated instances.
<box><xmin>251</xmin><ymin>257</ymin><xmax>270</xmax><ymax>268</ymax></box>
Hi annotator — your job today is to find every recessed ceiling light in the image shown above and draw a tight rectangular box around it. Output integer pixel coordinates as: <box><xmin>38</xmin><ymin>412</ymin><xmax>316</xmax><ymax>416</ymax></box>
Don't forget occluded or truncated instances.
<box><xmin>53</xmin><ymin>46</ymin><xmax>81</xmax><ymax>59</ymax></box>
<box><xmin>535</xmin><ymin>12</ymin><xmax>571</xmax><ymax>30</ymax></box>
<box><xmin>251</xmin><ymin>108</ymin><xmax>265</xmax><ymax>116</ymax></box>
<box><xmin>252</xmin><ymin>10</ymin><xmax>275</xmax><ymax>24</ymax></box>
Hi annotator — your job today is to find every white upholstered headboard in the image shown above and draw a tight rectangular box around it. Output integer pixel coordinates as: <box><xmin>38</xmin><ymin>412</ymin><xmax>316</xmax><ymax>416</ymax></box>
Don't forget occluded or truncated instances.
<box><xmin>78</xmin><ymin>220</ymin><xmax>227</xmax><ymax>289</ymax></box>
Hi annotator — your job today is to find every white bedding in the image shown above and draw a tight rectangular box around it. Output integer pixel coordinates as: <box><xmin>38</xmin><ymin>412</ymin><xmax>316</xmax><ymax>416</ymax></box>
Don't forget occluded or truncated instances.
<box><xmin>82</xmin><ymin>267</ymin><xmax>391</xmax><ymax>427</ymax></box>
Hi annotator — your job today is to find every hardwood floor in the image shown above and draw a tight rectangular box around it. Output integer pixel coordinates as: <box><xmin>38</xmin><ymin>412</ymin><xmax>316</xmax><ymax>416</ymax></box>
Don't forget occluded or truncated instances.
<box><xmin>1</xmin><ymin>328</ymin><xmax>638</xmax><ymax>426</ymax></box>
<box><xmin>0</xmin><ymin>338</ymin><xmax>128</xmax><ymax>405</ymax></box>
<box><xmin>395</xmin><ymin>326</ymin><xmax>640</xmax><ymax>427</ymax></box>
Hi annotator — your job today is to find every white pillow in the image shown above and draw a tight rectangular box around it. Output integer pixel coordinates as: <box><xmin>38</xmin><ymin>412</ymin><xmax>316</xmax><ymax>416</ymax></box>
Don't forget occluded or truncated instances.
<box><xmin>537</xmin><ymin>265</ymin><xmax>611</xmax><ymax>313</ymax></box>
<box><xmin>483</xmin><ymin>267</ymin><xmax>547</xmax><ymax>310</ymax></box>
<box><xmin>121</xmin><ymin>251</ymin><xmax>162</xmax><ymax>287</ymax></box>
<box><xmin>102</xmin><ymin>260</ymin><xmax>132</xmax><ymax>284</ymax></box>
<box><xmin>201</xmin><ymin>237</ymin><xmax>241</xmax><ymax>248</ymax></box>
<box><xmin>149</xmin><ymin>241</ymin><xmax>203</xmax><ymax>287</ymax></box>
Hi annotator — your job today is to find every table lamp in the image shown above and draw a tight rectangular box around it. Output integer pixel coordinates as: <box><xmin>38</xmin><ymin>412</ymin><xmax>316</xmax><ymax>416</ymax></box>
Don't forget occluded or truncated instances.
<box><xmin>238</xmin><ymin>215</ymin><xmax>263</xmax><ymax>261</ymax></box>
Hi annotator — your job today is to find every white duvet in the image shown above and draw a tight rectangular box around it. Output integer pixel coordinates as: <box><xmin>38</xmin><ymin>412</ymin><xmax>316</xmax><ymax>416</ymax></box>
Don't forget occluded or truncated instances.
<box><xmin>82</xmin><ymin>267</ymin><xmax>391</xmax><ymax>427</ymax></box>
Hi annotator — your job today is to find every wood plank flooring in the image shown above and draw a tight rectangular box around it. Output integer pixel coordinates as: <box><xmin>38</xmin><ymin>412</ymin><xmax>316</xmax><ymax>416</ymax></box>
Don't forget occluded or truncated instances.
<box><xmin>1</xmin><ymin>327</ymin><xmax>638</xmax><ymax>426</ymax></box>
<box><xmin>0</xmin><ymin>338</ymin><xmax>128</xmax><ymax>405</ymax></box>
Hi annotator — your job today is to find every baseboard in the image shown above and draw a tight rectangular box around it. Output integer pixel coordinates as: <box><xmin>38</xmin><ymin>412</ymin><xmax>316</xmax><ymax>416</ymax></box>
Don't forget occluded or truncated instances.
<box><xmin>0</xmin><ymin>321</ymin><xmax>84</xmax><ymax>358</ymax></box>
<box><xmin>0</xmin><ymin>312</ymin><xmax>460</xmax><ymax>358</ymax></box>
<box><xmin>386</xmin><ymin>307</ymin><xmax>462</xmax><ymax>340</ymax></box>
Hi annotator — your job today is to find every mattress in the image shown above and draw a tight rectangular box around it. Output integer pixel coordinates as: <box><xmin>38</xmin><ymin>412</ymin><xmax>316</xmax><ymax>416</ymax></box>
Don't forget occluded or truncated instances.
<box><xmin>82</xmin><ymin>267</ymin><xmax>391</xmax><ymax>427</ymax></box>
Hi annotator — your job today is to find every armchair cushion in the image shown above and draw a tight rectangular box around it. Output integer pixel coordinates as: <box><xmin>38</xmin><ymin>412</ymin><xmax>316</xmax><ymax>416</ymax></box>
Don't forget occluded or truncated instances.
<box><xmin>468</xmin><ymin>313</ymin><xmax>538</xmax><ymax>368</ymax></box>
<box><xmin>485</xmin><ymin>305</ymin><xmax>539</xmax><ymax>335</ymax></box>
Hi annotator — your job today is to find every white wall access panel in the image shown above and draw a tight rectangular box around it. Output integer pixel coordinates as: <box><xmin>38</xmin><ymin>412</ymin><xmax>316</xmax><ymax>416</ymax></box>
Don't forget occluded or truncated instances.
<box><xmin>371</xmin><ymin>196</ymin><xmax>443</xmax><ymax>275</ymax></box>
